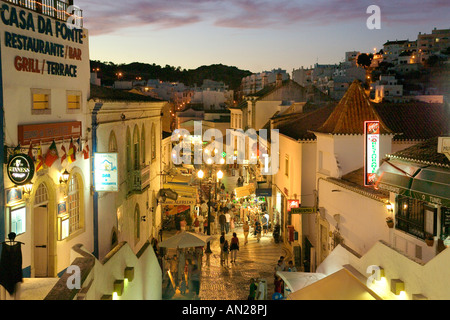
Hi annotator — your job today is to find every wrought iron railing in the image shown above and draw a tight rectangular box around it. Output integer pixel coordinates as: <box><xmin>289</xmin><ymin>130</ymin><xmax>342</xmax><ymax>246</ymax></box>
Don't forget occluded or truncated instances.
<box><xmin>3</xmin><ymin>0</ymin><xmax>83</xmax><ymax>27</ymax></box>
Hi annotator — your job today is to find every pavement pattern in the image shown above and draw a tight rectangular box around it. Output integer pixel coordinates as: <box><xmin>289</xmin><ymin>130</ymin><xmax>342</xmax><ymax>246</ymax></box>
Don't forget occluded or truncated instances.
<box><xmin>164</xmin><ymin>226</ymin><xmax>287</xmax><ymax>301</ymax></box>
<box><xmin>163</xmin><ymin>173</ymin><xmax>288</xmax><ymax>301</ymax></box>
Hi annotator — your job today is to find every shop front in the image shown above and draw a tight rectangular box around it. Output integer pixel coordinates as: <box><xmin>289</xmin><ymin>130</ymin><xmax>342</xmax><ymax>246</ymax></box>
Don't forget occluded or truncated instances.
<box><xmin>376</xmin><ymin>160</ymin><xmax>450</xmax><ymax>252</ymax></box>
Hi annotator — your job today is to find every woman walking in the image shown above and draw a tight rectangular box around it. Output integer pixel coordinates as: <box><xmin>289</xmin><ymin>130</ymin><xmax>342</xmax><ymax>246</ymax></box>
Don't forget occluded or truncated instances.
<box><xmin>230</xmin><ymin>232</ymin><xmax>240</xmax><ymax>263</ymax></box>
<box><xmin>243</xmin><ymin>221</ymin><xmax>250</xmax><ymax>245</ymax></box>
<box><xmin>222</xmin><ymin>239</ymin><xmax>230</xmax><ymax>267</ymax></box>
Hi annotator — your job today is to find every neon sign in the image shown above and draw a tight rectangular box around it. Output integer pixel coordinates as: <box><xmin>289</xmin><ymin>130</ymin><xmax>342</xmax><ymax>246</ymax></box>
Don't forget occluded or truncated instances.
<box><xmin>365</xmin><ymin>121</ymin><xmax>380</xmax><ymax>186</ymax></box>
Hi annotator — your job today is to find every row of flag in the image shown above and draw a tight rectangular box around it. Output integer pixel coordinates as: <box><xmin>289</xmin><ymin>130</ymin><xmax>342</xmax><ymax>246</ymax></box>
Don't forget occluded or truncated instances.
<box><xmin>24</xmin><ymin>138</ymin><xmax>90</xmax><ymax>172</ymax></box>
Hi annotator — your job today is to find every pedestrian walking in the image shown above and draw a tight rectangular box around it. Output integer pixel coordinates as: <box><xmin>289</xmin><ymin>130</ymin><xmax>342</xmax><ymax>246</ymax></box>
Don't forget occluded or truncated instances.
<box><xmin>219</xmin><ymin>212</ymin><xmax>226</xmax><ymax>234</ymax></box>
<box><xmin>243</xmin><ymin>221</ymin><xmax>250</xmax><ymax>245</ymax></box>
<box><xmin>193</xmin><ymin>216</ymin><xmax>200</xmax><ymax>233</ymax></box>
<box><xmin>248</xmin><ymin>278</ymin><xmax>257</xmax><ymax>300</ymax></box>
<box><xmin>180</xmin><ymin>217</ymin><xmax>187</xmax><ymax>232</ymax></box>
<box><xmin>225</xmin><ymin>210</ymin><xmax>231</xmax><ymax>234</ymax></box>
<box><xmin>230</xmin><ymin>232</ymin><xmax>239</xmax><ymax>263</ymax></box>
<box><xmin>219</xmin><ymin>232</ymin><xmax>226</xmax><ymax>265</ymax></box>
<box><xmin>230</xmin><ymin>216</ymin><xmax>235</xmax><ymax>233</ymax></box>
<box><xmin>255</xmin><ymin>221</ymin><xmax>262</xmax><ymax>243</ymax></box>
<box><xmin>222</xmin><ymin>239</ymin><xmax>230</xmax><ymax>267</ymax></box>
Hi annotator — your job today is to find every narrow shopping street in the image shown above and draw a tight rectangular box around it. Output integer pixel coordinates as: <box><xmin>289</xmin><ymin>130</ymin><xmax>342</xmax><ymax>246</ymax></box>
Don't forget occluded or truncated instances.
<box><xmin>163</xmin><ymin>225</ymin><xmax>286</xmax><ymax>301</ymax></box>
<box><xmin>161</xmin><ymin>174</ymin><xmax>288</xmax><ymax>301</ymax></box>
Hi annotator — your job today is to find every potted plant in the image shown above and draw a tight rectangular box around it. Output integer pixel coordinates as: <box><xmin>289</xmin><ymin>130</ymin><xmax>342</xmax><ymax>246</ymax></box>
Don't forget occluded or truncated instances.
<box><xmin>425</xmin><ymin>234</ymin><xmax>435</xmax><ymax>247</ymax></box>
<box><xmin>386</xmin><ymin>217</ymin><xmax>394</xmax><ymax>228</ymax></box>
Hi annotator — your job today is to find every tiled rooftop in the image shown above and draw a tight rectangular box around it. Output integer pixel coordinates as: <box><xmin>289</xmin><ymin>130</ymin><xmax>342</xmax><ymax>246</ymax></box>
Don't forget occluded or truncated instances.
<box><xmin>387</xmin><ymin>137</ymin><xmax>450</xmax><ymax>168</ymax></box>
<box><xmin>316</xmin><ymin>80</ymin><xmax>394</xmax><ymax>135</ymax></box>
<box><xmin>374</xmin><ymin>102</ymin><xmax>449</xmax><ymax>141</ymax></box>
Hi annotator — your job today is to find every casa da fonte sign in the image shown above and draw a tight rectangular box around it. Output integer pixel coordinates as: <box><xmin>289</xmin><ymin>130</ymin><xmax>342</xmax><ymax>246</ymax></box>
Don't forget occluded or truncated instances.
<box><xmin>7</xmin><ymin>154</ymin><xmax>35</xmax><ymax>186</ymax></box>
<box><xmin>1</xmin><ymin>3</ymin><xmax>83</xmax><ymax>78</ymax></box>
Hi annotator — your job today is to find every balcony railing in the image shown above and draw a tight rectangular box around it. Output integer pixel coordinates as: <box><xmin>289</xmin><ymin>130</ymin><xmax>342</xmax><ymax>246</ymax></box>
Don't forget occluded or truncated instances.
<box><xmin>3</xmin><ymin>0</ymin><xmax>83</xmax><ymax>27</ymax></box>
<box><xmin>129</xmin><ymin>165</ymin><xmax>150</xmax><ymax>193</ymax></box>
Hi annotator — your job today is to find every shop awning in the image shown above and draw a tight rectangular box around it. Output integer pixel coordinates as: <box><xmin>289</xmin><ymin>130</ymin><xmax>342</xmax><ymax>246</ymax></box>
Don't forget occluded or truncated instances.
<box><xmin>375</xmin><ymin>160</ymin><xmax>423</xmax><ymax>196</ymax></box>
<box><xmin>277</xmin><ymin>272</ymin><xmax>326</xmax><ymax>294</ymax></box>
<box><xmin>164</xmin><ymin>184</ymin><xmax>197</xmax><ymax>198</ymax></box>
<box><xmin>409</xmin><ymin>167</ymin><xmax>450</xmax><ymax>207</ymax></box>
<box><xmin>376</xmin><ymin>160</ymin><xmax>450</xmax><ymax>207</ymax></box>
<box><xmin>287</xmin><ymin>269</ymin><xmax>382</xmax><ymax>300</ymax></box>
<box><xmin>235</xmin><ymin>184</ymin><xmax>255</xmax><ymax>198</ymax></box>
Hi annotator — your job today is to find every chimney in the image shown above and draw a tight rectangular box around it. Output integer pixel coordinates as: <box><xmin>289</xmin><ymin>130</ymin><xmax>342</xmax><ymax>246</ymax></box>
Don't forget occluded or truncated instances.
<box><xmin>276</xmin><ymin>73</ymin><xmax>283</xmax><ymax>87</ymax></box>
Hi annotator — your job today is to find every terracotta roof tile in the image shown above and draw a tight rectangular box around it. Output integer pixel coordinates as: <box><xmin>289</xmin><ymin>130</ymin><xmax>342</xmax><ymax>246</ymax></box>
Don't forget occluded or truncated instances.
<box><xmin>316</xmin><ymin>80</ymin><xmax>394</xmax><ymax>135</ymax></box>
<box><xmin>388</xmin><ymin>137</ymin><xmax>450</xmax><ymax>168</ymax></box>
<box><xmin>273</xmin><ymin>104</ymin><xmax>336</xmax><ymax>140</ymax></box>
<box><xmin>374</xmin><ymin>102</ymin><xmax>449</xmax><ymax>141</ymax></box>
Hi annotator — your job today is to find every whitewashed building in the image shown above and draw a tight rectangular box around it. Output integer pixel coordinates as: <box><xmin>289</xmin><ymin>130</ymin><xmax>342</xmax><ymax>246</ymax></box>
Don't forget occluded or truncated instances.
<box><xmin>0</xmin><ymin>0</ymin><xmax>92</xmax><ymax>280</ymax></box>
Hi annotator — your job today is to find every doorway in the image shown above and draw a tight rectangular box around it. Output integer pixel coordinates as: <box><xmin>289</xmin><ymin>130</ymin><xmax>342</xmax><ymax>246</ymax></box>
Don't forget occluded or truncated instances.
<box><xmin>32</xmin><ymin>181</ymin><xmax>56</xmax><ymax>278</ymax></box>
<box><xmin>34</xmin><ymin>205</ymin><xmax>49</xmax><ymax>277</ymax></box>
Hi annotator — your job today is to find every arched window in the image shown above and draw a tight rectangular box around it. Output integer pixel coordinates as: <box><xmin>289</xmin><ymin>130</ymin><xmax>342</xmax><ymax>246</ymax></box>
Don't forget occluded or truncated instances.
<box><xmin>35</xmin><ymin>183</ymin><xmax>49</xmax><ymax>206</ymax></box>
<box><xmin>133</xmin><ymin>125</ymin><xmax>140</xmax><ymax>170</ymax></box>
<box><xmin>141</xmin><ymin>124</ymin><xmax>146</xmax><ymax>165</ymax></box>
<box><xmin>134</xmin><ymin>204</ymin><xmax>141</xmax><ymax>244</ymax></box>
<box><xmin>126</xmin><ymin>127</ymin><xmax>132</xmax><ymax>173</ymax></box>
<box><xmin>109</xmin><ymin>130</ymin><xmax>118</xmax><ymax>153</ymax></box>
<box><xmin>68</xmin><ymin>174</ymin><xmax>82</xmax><ymax>235</ymax></box>
<box><xmin>151</xmin><ymin>123</ymin><xmax>156</xmax><ymax>161</ymax></box>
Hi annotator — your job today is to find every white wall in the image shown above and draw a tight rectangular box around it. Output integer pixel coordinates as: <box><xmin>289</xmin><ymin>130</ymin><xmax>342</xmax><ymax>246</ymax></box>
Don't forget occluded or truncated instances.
<box><xmin>94</xmin><ymin>101</ymin><xmax>165</xmax><ymax>260</ymax></box>
<box><xmin>1</xmin><ymin>3</ymin><xmax>92</xmax><ymax>277</ymax></box>
<box><xmin>318</xmin><ymin>179</ymin><xmax>390</xmax><ymax>256</ymax></box>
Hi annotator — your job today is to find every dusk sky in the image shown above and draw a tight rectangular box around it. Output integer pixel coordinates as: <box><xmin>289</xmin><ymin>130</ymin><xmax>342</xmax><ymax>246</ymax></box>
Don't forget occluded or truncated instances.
<box><xmin>78</xmin><ymin>0</ymin><xmax>450</xmax><ymax>73</ymax></box>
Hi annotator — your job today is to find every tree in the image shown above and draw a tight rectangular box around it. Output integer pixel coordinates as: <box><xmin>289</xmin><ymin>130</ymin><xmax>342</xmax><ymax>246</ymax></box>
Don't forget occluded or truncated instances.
<box><xmin>357</xmin><ymin>53</ymin><xmax>373</xmax><ymax>69</ymax></box>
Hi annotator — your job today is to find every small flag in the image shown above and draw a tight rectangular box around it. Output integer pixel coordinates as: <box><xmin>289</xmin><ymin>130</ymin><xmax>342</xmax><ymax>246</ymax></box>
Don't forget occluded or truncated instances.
<box><xmin>61</xmin><ymin>144</ymin><xmax>67</xmax><ymax>165</ymax></box>
<box><xmin>36</xmin><ymin>144</ymin><xmax>44</xmax><ymax>172</ymax></box>
<box><xmin>77</xmin><ymin>137</ymin><xmax>82</xmax><ymax>154</ymax></box>
<box><xmin>28</xmin><ymin>143</ymin><xmax>34</xmax><ymax>160</ymax></box>
<box><xmin>83</xmin><ymin>143</ymin><xmax>90</xmax><ymax>160</ymax></box>
<box><xmin>68</xmin><ymin>139</ymin><xmax>77</xmax><ymax>164</ymax></box>
<box><xmin>45</xmin><ymin>140</ymin><xmax>59</xmax><ymax>168</ymax></box>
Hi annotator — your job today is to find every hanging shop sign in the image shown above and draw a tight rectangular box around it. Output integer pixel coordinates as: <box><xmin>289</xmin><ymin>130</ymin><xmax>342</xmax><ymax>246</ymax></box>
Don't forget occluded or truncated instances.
<box><xmin>291</xmin><ymin>207</ymin><xmax>315</xmax><ymax>215</ymax></box>
<box><xmin>287</xmin><ymin>200</ymin><xmax>300</xmax><ymax>212</ymax></box>
<box><xmin>7</xmin><ymin>154</ymin><xmax>35</xmax><ymax>186</ymax></box>
<box><xmin>94</xmin><ymin>153</ymin><xmax>119</xmax><ymax>192</ymax></box>
<box><xmin>18</xmin><ymin>121</ymin><xmax>82</xmax><ymax>145</ymax></box>
<box><xmin>364</xmin><ymin>121</ymin><xmax>380</xmax><ymax>186</ymax></box>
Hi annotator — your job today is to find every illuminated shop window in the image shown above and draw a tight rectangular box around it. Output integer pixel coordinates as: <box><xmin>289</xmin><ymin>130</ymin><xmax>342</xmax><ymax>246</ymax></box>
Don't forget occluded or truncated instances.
<box><xmin>67</xmin><ymin>91</ymin><xmax>82</xmax><ymax>110</ymax></box>
<box><xmin>68</xmin><ymin>174</ymin><xmax>82</xmax><ymax>235</ymax></box>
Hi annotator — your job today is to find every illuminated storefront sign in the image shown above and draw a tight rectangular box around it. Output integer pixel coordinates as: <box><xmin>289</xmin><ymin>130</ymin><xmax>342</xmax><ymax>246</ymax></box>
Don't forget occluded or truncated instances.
<box><xmin>287</xmin><ymin>200</ymin><xmax>300</xmax><ymax>212</ymax></box>
<box><xmin>94</xmin><ymin>153</ymin><xmax>119</xmax><ymax>192</ymax></box>
<box><xmin>365</xmin><ymin>121</ymin><xmax>380</xmax><ymax>186</ymax></box>
<box><xmin>0</xmin><ymin>2</ymin><xmax>83</xmax><ymax>78</ymax></box>
<box><xmin>7</xmin><ymin>154</ymin><xmax>35</xmax><ymax>186</ymax></box>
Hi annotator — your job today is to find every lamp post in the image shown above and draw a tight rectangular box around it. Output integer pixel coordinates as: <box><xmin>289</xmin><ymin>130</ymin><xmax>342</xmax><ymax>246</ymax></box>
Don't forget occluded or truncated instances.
<box><xmin>198</xmin><ymin>165</ymin><xmax>225</xmax><ymax>254</ymax></box>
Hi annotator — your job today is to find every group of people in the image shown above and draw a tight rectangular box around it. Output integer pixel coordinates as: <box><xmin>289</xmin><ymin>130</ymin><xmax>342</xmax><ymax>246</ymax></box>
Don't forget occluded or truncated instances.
<box><xmin>219</xmin><ymin>231</ymin><xmax>240</xmax><ymax>266</ymax></box>
<box><xmin>272</xmin><ymin>256</ymin><xmax>298</xmax><ymax>299</ymax></box>
<box><xmin>163</xmin><ymin>247</ymin><xmax>203</xmax><ymax>299</ymax></box>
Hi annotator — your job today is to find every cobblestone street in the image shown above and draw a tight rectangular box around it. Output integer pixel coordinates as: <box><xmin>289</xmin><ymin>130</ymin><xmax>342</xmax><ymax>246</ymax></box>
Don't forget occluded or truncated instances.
<box><xmin>164</xmin><ymin>227</ymin><xmax>286</xmax><ymax>301</ymax></box>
